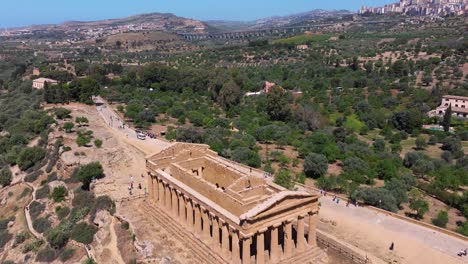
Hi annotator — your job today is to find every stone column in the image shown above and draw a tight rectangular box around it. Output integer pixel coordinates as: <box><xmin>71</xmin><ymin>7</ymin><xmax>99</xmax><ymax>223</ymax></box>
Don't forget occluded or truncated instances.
<box><xmin>232</xmin><ymin>229</ymin><xmax>241</xmax><ymax>264</ymax></box>
<box><xmin>256</xmin><ymin>230</ymin><xmax>266</xmax><ymax>264</ymax></box>
<box><xmin>178</xmin><ymin>193</ymin><xmax>185</xmax><ymax>224</ymax></box>
<box><xmin>187</xmin><ymin>199</ymin><xmax>194</xmax><ymax>231</ymax></box>
<box><xmin>308</xmin><ymin>211</ymin><xmax>317</xmax><ymax>247</ymax></box>
<box><xmin>212</xmin><ymin>215</ymin><xmax>220</xmax><ymax>250</ymax></box>
<box><xmin>153</xmin><ymin>176</ymin><xmax>158</xmax><ymax>201</ymax></box>
<box><xmin>201</xmin><ymin>207</ymin><xmax>211</xmax><ymax>239</ymax></box>
<box><xmin>194</xmin><ymin>204</ymin><xmax>202</xmax><ymax>235</ymax></box>
<box><xmin>242</xmin><ymin>236</ymin><xmax>251</xmax><ymax>264</ymax></box>
<box><xmin>147</xmin><ymin>174</ymin><xmax>153</xmax><ymax>201</ymax></box>
<box><xmin>158</xmin><ymin>180</ymin><xmax>164</xmax><ymax>205</ymax></box>
<box><xmin>297</xmin><ymin>215</ymin><xmax>305</xmax><ymax>252</ymax></box>
<box><xmin>221</xmin><ymin>222</ymin><xmax>230</xmax><ymax>254</ymax></box>
<box><xmin>284</xmin><ymin>220</ymin><xmax>293</xmax><ymax>258</ymax></box>
<box><xmin>171</xmin><ymin>188</ymin><xmax>178</xmax><ymax>216</ymax></box>
<box><xmin>270</xmin><ymin>225</ymin><xmax>279</xmax><ymax>262</ymax></box>
<box><xmin>165</xmin><ymin>185</ymin><xmax>171</xmax><ymax>209</ymax></box>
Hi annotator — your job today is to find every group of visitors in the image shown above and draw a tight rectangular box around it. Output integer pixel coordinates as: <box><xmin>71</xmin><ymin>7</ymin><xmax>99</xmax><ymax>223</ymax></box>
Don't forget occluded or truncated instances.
<box><xmin>128</xmin><ymin>175</ymin><xmax>143</xmax><ymax>195</ymax></box>
<box><xmin>318</xmin><ymin>189</ymin><xmax>359</xmax><ymax>207</ymax></box>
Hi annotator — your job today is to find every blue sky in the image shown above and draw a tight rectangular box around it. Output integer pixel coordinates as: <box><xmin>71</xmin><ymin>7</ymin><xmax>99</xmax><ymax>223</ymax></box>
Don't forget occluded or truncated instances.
<box><xmin>0</xmin><ymin>0</ymin><xmax>395</xmax><ymax>28</ymax></box>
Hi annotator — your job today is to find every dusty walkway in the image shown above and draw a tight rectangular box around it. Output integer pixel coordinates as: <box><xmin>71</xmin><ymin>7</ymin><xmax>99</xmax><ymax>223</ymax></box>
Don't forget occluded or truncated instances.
<box><xmin>317</xmin><ymin>195</ymin><xmax>468</xmax><ymax>264</ymax></box>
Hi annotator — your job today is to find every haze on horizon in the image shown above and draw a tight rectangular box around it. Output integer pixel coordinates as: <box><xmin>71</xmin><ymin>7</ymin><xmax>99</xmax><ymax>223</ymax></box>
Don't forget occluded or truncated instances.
<box><xmin>0</xmin><ymin>0</ymin><xmax>395</xmax><ymax>28</ymax></box>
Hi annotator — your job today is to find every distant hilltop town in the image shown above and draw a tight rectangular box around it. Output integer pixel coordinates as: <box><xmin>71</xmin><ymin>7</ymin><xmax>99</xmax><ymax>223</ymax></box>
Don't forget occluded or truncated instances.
<box><xmin>360</xmin><ymin>0</ymin><xmax>466</xmax><ymax>16</ymax></box>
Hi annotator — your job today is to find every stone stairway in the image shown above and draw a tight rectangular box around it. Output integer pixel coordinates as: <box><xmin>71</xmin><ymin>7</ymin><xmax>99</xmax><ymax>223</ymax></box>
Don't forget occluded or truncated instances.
<box><xmin>139</xmin><ymin>201</ymin><xmax>228</xmax><ymax>264</ymax></box>
<box><xmin>281</xmin><ymin>246</ymin><xmax>329</xmax><ymax>264</ymax></box>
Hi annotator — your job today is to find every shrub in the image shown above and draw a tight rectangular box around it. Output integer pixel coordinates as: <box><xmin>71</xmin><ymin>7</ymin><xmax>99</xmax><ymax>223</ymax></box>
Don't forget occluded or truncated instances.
<box><xmin>47</xmin><ymin>172</ymin><xmax>58</xmax><ymax>182</ymax></box>
<box><xmin>121</xmin><ymin>221</ymin><xmax>130</xmax><ymax>230</ymax></box>
<box><xmin>441</xmin><ymin>137</ymin><xmax>462</xmax><ymax>153</ymax></box>
<box><xmin>303</xmin><ymin>153</ymin><xmax>328</xmax><ymax>178</ymax></box>
<box><xmin>59</xmin><ymin>247</ymin><xmax>75</xmax><ymax>262</ymax></box>
<box><xmin>17</xmin><ymin>147</ymin><xmax>46</xmax><ymax>171</ymax></box>
<box><xmin>54</xmin><ymin>108</ymin><xmax>71</xmax><ymax>120</ymax></box>
<box><xmin>29</xmin><ymin>201</ymin><xmax>45</xmax><ymax>220</ymax></box>
<box><xmin>0</xmin><ymin>231</ymin><xmax>13</xmax><ymax>248</ymax></box>
<box><xmin>415</xmin><ymin>136</ymin><xmax>427</xmax><ymax>150</ymax></box>
<box><xmin>0</xmin><ymin>168</ymin><xmax>12</xmax><ymax>186</ymax></box>
<box><xmin>458</xmin><ymin>221</ymin><xmax>468</xmax><ymax>236</ymax></box>
<box><xmin>33</xmin><ymin>217</ymin><xmax>51</xmax><ymax>233</ymax></box>
<box><xmin>56</xmin><ymin>206</ymin><xmax>70</xmax><ymax>220</ymax></box>
<box><xmin>274</xmin><ymin>169</ymin><xmax>294</xmax><ymax>190</ymax></box>
<box><xmin>50</xmin><ymin>186</ymin><xmax>68</xmax><ymax>202</ymax></box>
<box><xmin>354</xmin><ymin>188</ymin><xmax>398</xmax><ymax>212</ymax></box>
<box><xmin>63</xmin><ymin>122</ymin><xmax>74</xmax><ymax>133</ymax></box>
<box><xmin>94</xmin><ymin>196</ymin><xmax>116</xmax><ymax>216</ymax></box>
<box><xmin>22</xmin><ymin>238</ymin><xmax>43</xmax><ymax>253</ymax></box>
<box><xmin>35</xmin><ymin>185</ymin><xmax>50</xmax><ymax>200</ymax></box>
<box><xmin>75</xmin><ymin>162</ymin><xmax>104</xmax><ymax>190</ymax></box>
<box><xmin>18</xmin><ymin>187</ymin><xmax>32</xmax><ymax>200</ymax></box>
<box><xmin>24</xmin><ymin>170</ymin><xmax>43</xmax><ymax>183</ymax></box>
<box><xmin>35</xmin><ymin>247</ymin><xmax>58</xmax><ymax>262</ymax></box>
<box><xmin>76</xmin><ymin>134</ymin><xmax>91</xmax><ymax>147</ymax></box>
<box><xmin>46</xmin><ymin>227</ymin><xmax>70</xmax><ymax>249</ymax></box>
<box><xmin>428</xmin><ymin>135</ymin><xmax>438</xmax><ymax>145</ymax></box>
<box><xmin>409</xmin><ymin>198</ymin><xmax>429</xmax><ymax>219</ymax></box>
<box><xmin>432</xmin><ymin>210</ymin><xmax>448</xmax><ymax>228</ymax></box>
<box><xmin>441</xmin><ymin>151</ymin><xmax>453</xmax><ymax>163</ymax></box>
<box><xmin>83</xmin><ymin>258</ymin><xmax>97</xmax><ymax>264</ymax></box>
<box><xmin>94</xmin><ymin>139</ymin><xmax>103</xmax><ymax>148</ymax></box>
<box><xmin>71</xmin><ymin>222</ymin><xmax>97</xmax><ymax>244</ymax></box>
<box><xmin>13</xmin><ymin>231</ymin><xmax>29</xmax><ymax>247</ymax></box>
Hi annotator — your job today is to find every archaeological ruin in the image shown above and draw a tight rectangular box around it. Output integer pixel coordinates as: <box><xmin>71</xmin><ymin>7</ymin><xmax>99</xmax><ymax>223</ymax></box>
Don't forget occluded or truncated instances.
<box><xmin>146</xmin><ymin>143</ymin><xmax>325</xmax><ymax>264</ymax></box>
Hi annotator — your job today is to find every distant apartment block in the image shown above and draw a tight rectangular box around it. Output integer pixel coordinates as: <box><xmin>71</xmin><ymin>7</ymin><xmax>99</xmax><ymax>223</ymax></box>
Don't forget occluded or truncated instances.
<box><xmin>32</xmin><ymin>78</ymin><xmax>58</xmax><ymax>89</ymax></box>
<box><xmin>428</xmin><ymin>95</ymin><xmax>468</xmax><ymax>118</ymax></box>
<box><xmin>360</xmin><ymin>0</ymin><xmax>466</xmax><ymax>16</ymax></box>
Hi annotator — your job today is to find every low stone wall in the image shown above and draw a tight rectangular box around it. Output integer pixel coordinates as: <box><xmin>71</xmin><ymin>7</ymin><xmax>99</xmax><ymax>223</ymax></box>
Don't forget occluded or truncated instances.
<box><xmin>368</xmin><ymin>206</ymin><xmax>468</xmax><ymax>242</ymax></box>
<box><xmin>316</xmin><ymin>229</ymin><xmax>382</xmax><ymax>264</ymax></box>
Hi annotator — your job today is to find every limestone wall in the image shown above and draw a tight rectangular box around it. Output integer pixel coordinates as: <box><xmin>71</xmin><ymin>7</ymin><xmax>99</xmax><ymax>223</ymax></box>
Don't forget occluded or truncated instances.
<box><xmin>168</xmin><ymin>164</ymin><xmax>246</xmax><ymax>216</ymax></box>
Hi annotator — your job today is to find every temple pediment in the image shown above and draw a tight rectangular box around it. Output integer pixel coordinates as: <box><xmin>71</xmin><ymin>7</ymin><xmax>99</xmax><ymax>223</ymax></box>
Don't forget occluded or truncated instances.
<box><xmin>240</xmin><ymin>191</ymin><xmax>317</xmax><ymax>221</ymax></box>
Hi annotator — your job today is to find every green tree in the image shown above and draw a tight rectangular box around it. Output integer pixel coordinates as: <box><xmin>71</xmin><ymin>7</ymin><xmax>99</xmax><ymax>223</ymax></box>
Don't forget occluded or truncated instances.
<box><xmin>0</xmin><ymin>168</ymin><xmax>12</xmax><ymax>186</ymax></box>
<box><xmin>17</xmin><ymin>147</ymin><xmax>46</xmax><ymax>170</ymax></box>
<box><xmin>75</xmin><ymin>117</ymin><xmax>89</xmax><ymax>127</ymax></box>
<box><xmin>75</xmin><ymin>162</ymin><xmax>104</xmax><ymax>190</ymax></box>
<box><xmin>266</xmin><ymin>86</ymin><xmax>290</xmax><ymax>121</ymax></box>
<box><xmin>50</xmin><ymin>186</ymin><xmax>68</xmax><ymax>203</ymax></box>
<box><xmin>415</xmin><ymin>136</ymin><xmax>427</xmax><ymax>150</ymax></box>
<box><xmin>94</xmin><ymin>139</ymin><xmax>103</xmax><ymax>148</ymax></box>
<box><xmin>274</xmin><ymin>169</ymin><xmax>294</xmax><ymax>190</ymax></box>
<box><xmin>303</xmin><ymin>153</ymin><xmax>328</xmax><ymax>178</ymax></box>
<box><xmin>63</xmin><ymin>122</ymin><xmax>74</xmax><ymax>133</ymax></box>
<box><xmin>218</xmin><ymin>80</ymin><xmax>242</xmax><ymax>110</ymax></box>
<box><xmin>432</xmin><ymin>211</ymin><xmax>448</xmax><ymax>228</ymax></box>
<box><xmin>76</xmin><ymin>134</ymin><xmax>91</xmax><ymax>147</ymax></box>
<box><xmin>54</xmin><ymin>108</ymin><xmax>71</xmax><ymax>120</ymax></box>
<box><xmin>441</xmin><ymin>105</ymin><xmax>452</xmax><ymax>133</ymax></box>
<box><xmin>410</xmin><ymin>198</ymin><xmax>429</xmax><ymax>219</ymax></box>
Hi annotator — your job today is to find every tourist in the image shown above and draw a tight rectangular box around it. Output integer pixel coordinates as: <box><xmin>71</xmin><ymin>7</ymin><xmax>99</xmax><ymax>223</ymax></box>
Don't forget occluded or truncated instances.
<box><xmin>138</xmin><ymin>183</ymin><xmax>142</xmax><ymax>189</ymax></box>
<box><xmin>389</xmin><ymin>242</ymin><xmax>394</xmax><ymax>251</ymax></box>
<box><xmin>458</xmin><ymin>248</ymin><xmax>467</xmax><ymax>257</ymax></box>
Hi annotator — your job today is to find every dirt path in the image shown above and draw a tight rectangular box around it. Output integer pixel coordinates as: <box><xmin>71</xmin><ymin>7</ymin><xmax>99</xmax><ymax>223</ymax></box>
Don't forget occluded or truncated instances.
<box><xmin>108</xmin><ymin>217</ymin><xmax>125</xmax><ymax>264</ymax></box>
<box><xmin>317</xmin><ymin>194</ymin><xmax>468</xmax><ymax>264</ymax></box>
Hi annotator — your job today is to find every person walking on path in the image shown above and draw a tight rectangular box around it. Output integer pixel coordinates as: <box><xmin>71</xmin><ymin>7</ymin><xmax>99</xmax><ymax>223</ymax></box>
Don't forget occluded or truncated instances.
<box><xmin>389</xmin><ymin>242</ymin><xmax>395</xmax><ymax>251</ymax></box>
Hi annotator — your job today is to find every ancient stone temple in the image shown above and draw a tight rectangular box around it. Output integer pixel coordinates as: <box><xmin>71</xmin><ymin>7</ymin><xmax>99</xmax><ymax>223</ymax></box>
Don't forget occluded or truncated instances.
<box><xmin>146</xmin><ymin>143</ymin><xmax>325</xmax><ymax>264</ymax></box>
